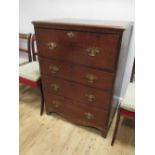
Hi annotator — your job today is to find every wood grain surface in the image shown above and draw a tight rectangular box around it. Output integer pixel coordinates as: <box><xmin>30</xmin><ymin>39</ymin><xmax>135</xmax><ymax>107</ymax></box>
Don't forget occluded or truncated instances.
<box><xmin>20</xmin><ymin>85</ymin><xmax>135</xmax><ymax>155</ymax></box>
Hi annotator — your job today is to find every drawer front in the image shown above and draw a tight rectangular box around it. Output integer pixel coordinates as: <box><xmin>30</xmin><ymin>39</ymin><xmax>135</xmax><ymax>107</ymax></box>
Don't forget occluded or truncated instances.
<box><xmin>36</xmin><ymin>28</ymin><xmax>120</xmax><ymax>71</ymax></box>
<box><xmin>45</xmin><ymin>93</ymin><xmax>108</xmax><ymax>130</ymax></box>
<box><xmin>42</xmin><ymin>76</ymin><xmax>111</xmax><ymax>110</ymax></box>
<box><xmin>39</xmin><ymin>58</ymin><xmax>114</xmax><ymax>91</ymax></box>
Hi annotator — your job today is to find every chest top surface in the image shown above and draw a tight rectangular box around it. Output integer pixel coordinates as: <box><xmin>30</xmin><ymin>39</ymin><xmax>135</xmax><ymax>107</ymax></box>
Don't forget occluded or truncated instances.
<box><xmin>32</xmin><ymin>18</ymin><xmax>133</xmax><ymax>31</ymax></box>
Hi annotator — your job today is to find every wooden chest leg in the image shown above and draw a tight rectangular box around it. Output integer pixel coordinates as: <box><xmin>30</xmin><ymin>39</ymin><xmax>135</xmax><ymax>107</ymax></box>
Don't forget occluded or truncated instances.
<box><xmin>39</xmin><ymin>81</ymin><xmax>44</xmax><ymax>116</ymax></box>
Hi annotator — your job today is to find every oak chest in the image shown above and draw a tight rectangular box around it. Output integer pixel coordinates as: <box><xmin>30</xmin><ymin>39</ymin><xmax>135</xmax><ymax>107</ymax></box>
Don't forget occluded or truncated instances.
<box><xmin>33</xmin><ymin>19</ymin><xmax>133</xmax><ymax>137</ymax></box>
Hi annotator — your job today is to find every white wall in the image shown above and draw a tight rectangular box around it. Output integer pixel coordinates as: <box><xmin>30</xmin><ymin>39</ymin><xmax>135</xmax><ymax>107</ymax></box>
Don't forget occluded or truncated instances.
<box><xmin>120</xmin><ymin>28</ymin><xmax>135</xmax><ymax>98</ymax></box>
<box><xmin>19</xmin><ymin>0</ymin><xmax>135</xmax><ymax>98</ymax></box>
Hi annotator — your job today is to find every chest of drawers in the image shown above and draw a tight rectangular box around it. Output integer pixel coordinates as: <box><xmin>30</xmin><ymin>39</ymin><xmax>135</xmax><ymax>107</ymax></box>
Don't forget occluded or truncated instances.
<box><xmin>33</xmin><ymin>19</ymin><xmax>133</xmax><ymax>137</ymax></box>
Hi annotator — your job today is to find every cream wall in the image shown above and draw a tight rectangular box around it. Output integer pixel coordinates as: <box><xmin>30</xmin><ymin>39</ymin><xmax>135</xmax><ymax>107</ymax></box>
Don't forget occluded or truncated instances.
<box><xmin>19</xmin><ymin>0</ymin><xmax>135</xmax><ymax>98</ymax></box>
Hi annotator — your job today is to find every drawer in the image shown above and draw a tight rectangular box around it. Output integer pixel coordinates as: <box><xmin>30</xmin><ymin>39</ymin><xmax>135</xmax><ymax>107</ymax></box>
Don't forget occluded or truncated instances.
<box><xmin>45</xmin><ymin>93</ymin><xmax>108</xmax><ymax>130</ymax></box>
<box><xmin>36</xmin><ymin>28</ymin><xmax>120</xmax><ymax>71</ymax></box>
<box><xmin>39</xmin><ymin>58</ymin><xmax>114</xmax><ymax>91</ymax></box>
<box><xmin>42</xmin><ymin>76</ymin><xmax>111</xmax><ymax>110</ymax></box>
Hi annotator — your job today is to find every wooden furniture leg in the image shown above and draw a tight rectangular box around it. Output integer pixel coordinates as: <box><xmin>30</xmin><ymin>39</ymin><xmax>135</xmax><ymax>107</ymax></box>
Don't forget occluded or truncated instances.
<box><xmin>111</xmin><ymin>108</ymin><xmax>121</xmax><ymax>146</ymax></box>
<box><xmin>39</xmin><ymin>80</ymin><xmax>44</xmax><ymax>115</ymax></box>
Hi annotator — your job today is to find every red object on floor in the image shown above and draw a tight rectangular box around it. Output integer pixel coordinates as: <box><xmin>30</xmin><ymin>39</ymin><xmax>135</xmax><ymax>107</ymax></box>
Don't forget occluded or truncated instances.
<box><xmin>120</xmin><ymin>108</ymin><xmax>135</xmax><ymax>118</ymax></box>
<box><xmin>19</xmin><ymin>76</ymin><xmax>39</xmax><ymax>87</ymax></box>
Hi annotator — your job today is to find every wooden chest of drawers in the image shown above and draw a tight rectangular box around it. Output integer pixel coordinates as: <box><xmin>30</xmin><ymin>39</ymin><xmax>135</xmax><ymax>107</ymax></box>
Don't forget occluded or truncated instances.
<box><xmin>33</xmin><ymin>19</ymin><xmax>133</xmax><ymax>137</ymax></box>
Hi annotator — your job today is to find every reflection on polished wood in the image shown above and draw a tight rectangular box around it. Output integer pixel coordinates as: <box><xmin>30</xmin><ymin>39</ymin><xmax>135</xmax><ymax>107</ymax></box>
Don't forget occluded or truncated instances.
<box><xmin>20</xmin><ymin>85</ymin><xmax>135</xmax><ymax>155</ymax></box>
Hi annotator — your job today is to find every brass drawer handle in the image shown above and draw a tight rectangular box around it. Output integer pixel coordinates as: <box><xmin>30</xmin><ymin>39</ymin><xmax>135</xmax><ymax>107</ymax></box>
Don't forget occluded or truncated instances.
<box><xmin>52</xmin><ymin>100</ymin><xmax>61</xmax><ymax>108</ymax></box>
<box><xmin>85</xmin><ymin>94</ymin><xmax>96</xmax><ymax>102</ymax></box>
<box><xmin>67</xmin><ymin>31</ymin><xmax>75</xmax><ymax>38</ymax></box>
<box><xmin>86</xmin><ymin>74</ymin><xmax>97</xmax><ymax>83</ymax></box>
<box><xmin>47</xmin><ymin>42</ymin><xmax>57</xmax><ymax>50</ymax></box>
<box><xmin>85</xmin><ymin>112</ymin><xmax>94</xmax><ymax>120</ymax></box>
<box><xmin>86</xmin><ymin>47</ymin><xmax>100</xmax><ymax>57</ymax></box>
<box><xmin>49</xmin><ymin>65</ymin><xmax>59</xmax><ymax>74</ymax></box>
<box><xmin>50</xmin><ymin>84</ymin><xmax>60</xmax><ymax>92</ymax></box>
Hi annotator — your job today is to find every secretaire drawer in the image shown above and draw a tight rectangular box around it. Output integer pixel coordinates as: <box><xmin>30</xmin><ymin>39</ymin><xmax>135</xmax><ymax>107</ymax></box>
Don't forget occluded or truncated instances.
<box><xmin>35</xmin><ymin>28</ymin><xmax>120</xmax><ymax>71</ymax></box>
<box><xmin>45</xmin><ymin>93</ymin><xmax>108</xmax><ymax>129</ymax></box>
<box><xmin>39</xmin><ymin>58</ymin><xmax>114</xmax><ymax>91</ymax></box>
<box><xmin>42</xmin><ymin>76</ymin><xmax>111</xmax><ymax>110</ymax></box>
